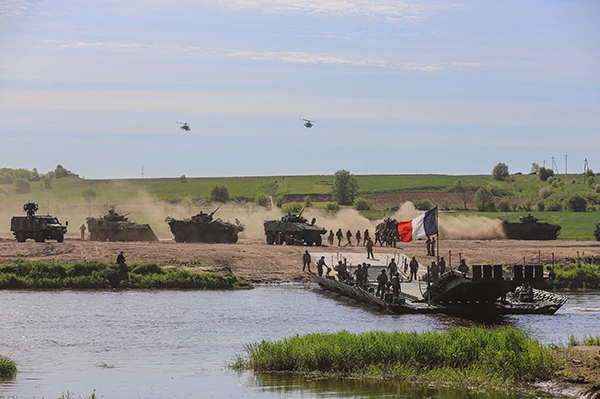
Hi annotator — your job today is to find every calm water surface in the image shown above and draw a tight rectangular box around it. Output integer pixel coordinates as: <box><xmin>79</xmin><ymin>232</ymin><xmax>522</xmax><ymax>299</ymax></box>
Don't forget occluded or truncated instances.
<box><xmin>0</xmin><ymin>285</ymin><xmax>598</xmax><ymax>399</ymax></box>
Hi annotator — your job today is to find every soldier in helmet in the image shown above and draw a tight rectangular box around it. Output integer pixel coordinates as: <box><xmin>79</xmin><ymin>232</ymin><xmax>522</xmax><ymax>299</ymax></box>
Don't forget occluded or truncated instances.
<box><xmin>376</xmin><ymin>269</ymin><xmax>388</xmax><ymax>299</ymax></box>
<box><xmin>328</xmin><ymin>230</ymin><xmax>334</xmax><ymax>246</ymax></box>
<box><xmin>79</xmin><ymin>223</ymin><xmax>86</xmax><ymax>240</ymax></box>
<box><xmin>302</xmin><ymin>250</ymin><xmax>312</xmax><ymax>273</ymax></box>
<box><xmin>355</xmin><ymin>230</ymin><xmax>362</xmax><ymax>246</ymax></box>
<box><xmin>336</xmin><ymin>229</ymin><xmax>343</xmax><ymax>246</ymax></box>
<box><xmin>316</xmin><ymin>256</ymin><xmax>328</xmax><ymax>277</ymax></box>
<box><xmin>346</xmin><ymin>230</ymin><xmax>353</xmax><ymax>246</ymax></box>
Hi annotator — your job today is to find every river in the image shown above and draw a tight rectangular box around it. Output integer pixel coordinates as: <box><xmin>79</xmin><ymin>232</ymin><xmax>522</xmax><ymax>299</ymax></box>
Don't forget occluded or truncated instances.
<box><xmin>1</xmin><ymin>285</ymin><xmax>598</xmax><ymax>399</ymax></box>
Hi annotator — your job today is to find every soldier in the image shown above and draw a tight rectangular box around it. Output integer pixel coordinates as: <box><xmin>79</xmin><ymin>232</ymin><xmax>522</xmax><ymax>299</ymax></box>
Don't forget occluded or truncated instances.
<box><xmin>387</xmin><ymin>258</ymin><xmax>397</xmax><ymax>277</ymax></box>
<box><xmin>430</xmin><ymin>261</ymin><xmax>439</xmax><ymax>284</ymax></box>
<box><xmin>328</xmin><ymin>230</ymin><xmax>334</xmax><ymax>246</ymax></box>
<box><xmin>316</xmin><ymin>256</ymin><xmax>328</xmax><ymax>277</ymax></box>
<box><xmin>439</xmin><ymin>257</ymin><xmax>446</xmax><ymax>275</ymax></box>
<box><xmin>335</xmin><ymin>259</ymin><xmax>349</xmax><ymax>281</ymax></box>
<box><xmin>302</xmin><ymin>250</ymin><xmax>312</xmax><ymax>272</ymax></box>
<box><xmin>366</xmin><ymin>238</ymin><xmax>374</xmax><ymax>260</ymax></box>
<box><xmin>376</xmin><ymin>269</ymin><xmax>388</xmax><ymax>299</ymax></box>
<box><xmin>363</xmin><ymin>229</ymin><xmax>370</xmax><ymax>246</ymax></box>
<box><xmin>363</xmin><ymin>263</ymin><xmax>371</xmax><ymax>287</ymax></box>
<box><xmin>336</xmin><ymin>229</ymin><xmax>343</xmax><ymax>246</ymax></box>
<box><xmin>374</xmin><ymin>230</ymin><xmax>382</xmax><ymax>246</ymax></box>
<box><xmin>409</xmin><ymin>256</ymin><xmax>419</xmax><ymax>282</ymax></box>
<box><xmin>391</xmin><ymin>272</ymin><xmax>401</xmax><ymax>297</ymax></box>
<box><xmin>431</xmin><ymin>237</ymin><xmax>436</xmax><ymax>257</ymax></box>
<box><xmin>79</xmin><ymin>223</ymin><xmax>86</xmax><ymax>240</ymax></box>
<box><xmin>426</xmin><ymin>236</ymin><xmax>432</xmax><ymax>256</ymax></box>
<box><xmin>354</xmin><ymin>264</ymin><xmax>364</xmax><ymax>288</ymax></box>
<box><xmin>116</xmin><ymin>251</ymin><xmax>126</xmax><ymax>266</ymax></box>
<box><xmin>116</xmin><ymin>251</ymin><xmax>128</xmax><ymax>285</ymax></box>
<box><xmin>403</xmin><ymin>257</ymin><xmax>409</xmax><ymax>275</ymax></box>
<box><xmin>346</xmin><ymin>230</ymin><xmax>353</xmax><ymax>246</ymax></box>
<box><xmin>457</xmin><ymin>259</ymin><xmax>469</xmax><ymax>275</ymax></box>
<box><xmin>355</xmin><ymin>230</ymin><xmax>362</xmax><ymax>246</ymax></box>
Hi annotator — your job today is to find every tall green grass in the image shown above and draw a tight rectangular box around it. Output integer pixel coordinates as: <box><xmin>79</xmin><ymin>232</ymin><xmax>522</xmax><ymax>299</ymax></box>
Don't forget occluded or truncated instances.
<box><xmin>0</xmin><ymin>355</ymin><xmax>17</xmax><ymax>379</ymax></box>
<box><xmin>0</xmin><ymin>260</ymin><xmax>253</xmax><ymax>290</ymax></box>
<box><xmin>233</xmin><ymin>326</ymin><xmax>556</xmax><ymax>388</ymax></box>
<box><xmin>546</xmin><ymin>263</ymin><xmax>600</xmax><ymax>290</ymax></box>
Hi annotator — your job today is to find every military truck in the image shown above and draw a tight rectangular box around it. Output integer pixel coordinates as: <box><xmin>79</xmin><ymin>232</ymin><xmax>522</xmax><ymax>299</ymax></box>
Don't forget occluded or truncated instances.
<box><xmin>166</xmin><ymin>204</ymin><xmax>244</xmax><ymax>243</ymax></box>
<box><xmin>263</xmin><ymin>207</ymin><xmax>326</xmax><ymax>246</ymax></box>
<box><xmin>10</xmin><ymin>202</ymin><xmax>68</xmax><ymax>242</ymax></box>
<box><xmin>594</xmin><ymin>221</ymin><xmax>600</xmax><ymax>241</ymax></box>
<box><xmin>87</xmin><ymin>207</ymin><xmax>158</xmax><ymax>242</ymax></box>
<box><xmin>502</xmin><ymin>214</ymin><xmax>561</xmax><ymax>240</ymax></box>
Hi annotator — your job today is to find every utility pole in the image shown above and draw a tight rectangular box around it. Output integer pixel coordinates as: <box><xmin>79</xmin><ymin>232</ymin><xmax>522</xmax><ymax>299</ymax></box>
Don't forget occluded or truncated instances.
<box><xmin>584</xmin><ymin>158</ymin><xmax>589</xmax><ymax>174</ymax></box>
<box><xmin>551</xmin><ymin>156</ymin><xmax>559</xmax><ymax>174</ymax></box>
<box><xmin>141</xmin><ymin>166</ymin><xmax>146</xmax><ymax>178</ymax></box>
<box><xmin>564</xmin><ymin>152</ymin><xmax>568</xmax><ymax>175</ymax></box>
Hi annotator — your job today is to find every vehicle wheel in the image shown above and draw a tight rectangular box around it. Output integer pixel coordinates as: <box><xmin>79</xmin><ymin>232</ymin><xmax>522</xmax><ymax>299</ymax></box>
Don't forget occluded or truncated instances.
<box><xmin>174</xmin><ymin>233</ymin><xmax>186</xmax><ymax>243</ymax></box>
<box><xmin>276</xmin><ymin>234</ymin><xmax>284</xmax><ymax>245</ymax></box>
<box><xmin>285</xmin><ymin>236</ymin><xmax>294</xmax><ymax>245</ymax></box>
<box><xmin>305</xmin><ymin>240</ymin><xmax>314</xmax><ymax>246</ymax></box>
<box><xmin>108</xmin><ymin>232</ymin><xmax>117</xmax><ymax>242</ymax></box>
<box><xmin>315</xmin><ymin>236</ymin><xmax>322</xmax><ymax>246</ymax></box>
<box><xmin>15</xmin><ymin>231</ymin><xmax>26</xmax><ymax>242</ymax></box>
<box><xmin>57</xmin><ymin>234</ymin><xmax>64</xmax><ymax>243</ymax></box>
<box><xmin>229</xmin><ymin>234</ymin><xmax>239</xmax><ymax>244</ymax></box>
<box><xmin>266</xmin><ymin>234</ymin><xmax>274</xmax><ymax>245</ymax></box>
<box><xmin>35</xmin><ymin>232</ymin><xmax>46</xmax><ymax>243</ymax></box>
<box><xmin>97</xmin><ymin>230</ymin><xmax>108</xmax><ymax>242</ymax></box>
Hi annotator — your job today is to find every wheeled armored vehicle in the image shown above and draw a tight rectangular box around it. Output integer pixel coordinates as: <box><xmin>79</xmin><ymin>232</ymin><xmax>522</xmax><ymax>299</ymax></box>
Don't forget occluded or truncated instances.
<box><xmin>166</xmin><ymin>204</ymin><xmax>244</xmax><ymax>243</ymax></box>
<box><xmin>502</xmin><ymin>214</ymin><xmax>561</xmax><ymax>240</ymax></box>
<box><xmin>87</xmin><ymin>207</ymin><xmax>158</xmax><ymax>242</ymax></box>
<box><xmin>263</xmin><ymin>207</ymin><xmax>326</xmax><ymax>246</ymax></box>
<box><xmin>11</xmin><ymin>202</ymin><xmax>68</xmax><ymax>242</ymax></box>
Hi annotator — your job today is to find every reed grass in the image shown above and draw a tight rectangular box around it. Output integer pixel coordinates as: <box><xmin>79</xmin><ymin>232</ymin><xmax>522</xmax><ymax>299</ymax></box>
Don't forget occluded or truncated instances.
<box><xmin>568</xmin><ymin>335</ymin><xmax>600</xmax><ymax>347</ymax></box>
<box><xmin>0</xmin><ymin>260</ymin><xmax>252</xmax><ymax>290</ymax></box>
<box><xmin>0</xmin><ymin>355</ymin><xmax>17</xmax><ymax>379</ymax></box>
<box><xmin>232</xmin><ymin>326</ymin><xmax>556</xmax><ymax>388</ymax></box>
<box><xmin>546</xmin><ymin>263</ymin><xmax>600</xmax><ymax>290</ymax></box>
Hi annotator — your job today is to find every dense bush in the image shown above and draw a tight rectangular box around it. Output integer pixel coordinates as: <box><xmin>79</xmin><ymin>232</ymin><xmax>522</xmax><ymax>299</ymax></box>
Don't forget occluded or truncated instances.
<box><xmin>498</xmin><ymin>197</ymin><xmax>511</xmax><ymax>212</ymax></box>
<box><xmin>596</xmin><ymin>184</ymin><xmax>600</xmax><ymax>194</ymax></box>
<box><xmin>54</xmin><ymin>164</ymin><xmax>70</xmax><ymax>178</ymax></box>
<box><xmin>547</xmin><ymin>263</ymin><xmax>600</xmax><ymax>290</ymax></box>
<box><xmin>491</xmin><ymin>162</ymin><xmax>509</xmax><ymax>181</ymax></box>
<box><xmin>0</xmin><ymin>355</ymin><xmax>17</xmax><ymax>379</ymax></box>
<box><xmin>487</xmin><ymin>183</ymin><xmax>512</xmax><ymax>197</ymax></box>
<box><xmin>474</xmin><ymin>187</ymin><xmax>496</xmax><ymax>211</ymax></box>
<box><xmin>538</xmin><ymin>167</ymin><xmax>554</xmax><ymax>181</ymax></box>
<box><xmin>210</xmin><ymin>185</ymin><xmax>230</xmax><ymax>202</ymax></box>
<box><xmin>13</xmin><ymin>178</ymin><xmax>31</xmax><ymax>194</ymax></box>
<box><xmin>567</xmin><ymin>196</ymin><xmax>587</xmax><ymax>212</ymax></box>
<box><xmin>325</xmin><ymin>202</ymin><xmax>340</xmax><ymax>211</ymax></box>
<box><xmin>538</xmin><ymin>186</ymin><xmax>553</xmax><ymax>199</ymax></box>
<box><xmin>536</xmin><ymin>200</ymin><xmax>545</xmax><ymax>211</ymax></box>
<box><xmin>179</xmin><ymin>175</ymin><xmax>188</xmax><ymax>183</ymax></box>
<box><xmin>353</xmin><ymin>197</ymin><xmax>373</xmax><ymax>211</ymax></box>
<box><xmin>442</xmin><ymin>200</ymin><xmax>451</xmax><ymax>210</ymax></box>
<box><xmin>303</xmin><ymin>195</ymin><xmax>313</xmax><ymax>208</ymax></box>
<box><xmin>283</xmin><ymin>202</ymin><xmax>302</xmax><ymax>214</ymax></box>
<box><xmin>545</xmin><ymin>201</ymin><xmax>563</xmax><ymax>211</ymax></box>
<box><xmin>520</xmin><ymin>200</ymin><xmax>532</xmax><ymax>211</ymax></box>
<box><xmin>413</xmin><ymin>199</ymin><xmax>432</xmax><ymax>211</ymax></box>
<box><xmin>254</xmin><ymin>193</ymin><xmax>269</xmax><ymax>207</ymax></box>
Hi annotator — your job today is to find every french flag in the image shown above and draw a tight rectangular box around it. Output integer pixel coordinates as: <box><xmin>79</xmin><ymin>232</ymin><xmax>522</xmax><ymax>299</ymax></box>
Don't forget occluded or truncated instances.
<box><xmin>397</xmin><ymin>207</ymin><xmax>438</xmax><ymax>242</ymax></box>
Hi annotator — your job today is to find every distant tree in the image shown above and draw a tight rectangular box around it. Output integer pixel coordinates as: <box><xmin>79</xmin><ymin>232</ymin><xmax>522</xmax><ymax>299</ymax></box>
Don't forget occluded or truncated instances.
<box><xmin>585</xmin><ymin>169</ymin><xmax>595</xmax><ymax>178</ymax></box>
<box><xmin>530</xmin><ymin>163</ymin><xmax>540</xmax><ymax>174</ymax></box>
<box><xmin>353</xmin><ymin>197</ymin><xmax>373</xmax><ymax>211</ymax></box>
<box><xmin>0</xmin><ymin>173</ymin><xmax>14</xmax><ymax>184</ymax></box>
<box><xmin>82</xmin><ymin>188</ymin><xmax>97</xmax><ymax>217</ymax></box>
<box><xmin>586</xmin><ymin>176</ymin><xmax>595</xmax><ymax>188</ymax></box>
<box><xmin>498</xmin><ymin>197</ymin><xmax>511</xmax><ymax>212</ymax></box>
<box><xmin>42</xmin><ymin>175</ymin><xmax>53</xmax><ymax>189</ymax></box>
<box><xmin>332</xmin><ymin>169</ymin><xmax>358</xmax><ymax>205</ymax></box>
<box><xmin>474</xmin><ymin>187</ymin><xmax>496</xmax><ymax>211</ymax></box>
<box><xmin>413</xmin><ymin>199</ymin><xmax>432</xmax><ymax>211</ymax></box>
<box><xmin>254</xmin><ymin>193</ymin><xmax>269</xmax><ymax>208</ymax></box>
<box><xmin>55</xmin><ymin>164</ymin><xmax>69</xmax><ymax>179</ymax></box>
<box><xmin>14</xmin><ymin>178</ymin><xmax>31</xmax><ymax>194</ymax></box>
<box><xmin>538</xmin><ymin>167</ymin><xmax>554</xmax><ymax>181</ymax></box>
<box><xmin>454</xmin><ymin>179</ymin><xmax>469</xmax><ymax>209</ymax></box>
<box><xmin>210</xmin><ymin>185</ymin><xmax>230</xmax><ymax>202</ymax></box>
<box><xmin>492</xmin><ymin>162</ymin><xmax>510</xmax><ymax>181</ymax></box>
<box><xmin>304</xmin><ymin>195</ymin><xmax>313</xmax><ymax>208</ymax></box>
<box><xmin>179</xmin><ymin>175</ymin><xmax>188</xmax><ymax>183</ymax></box>
<box><xmin>283</xmin><ymin>202</ymin><xmax>302</xmax><ymax>214</ymax></box>
<box><xmin>30</xmin><ymin>168</ymin><xmax>41</xmax><ymax>181</ymax></box>
<box><xmin>567</xmin><ymin>196</ymin><xmax>587</xmax><ymax>212</ymax></box>
<box><xmin>442</xmin><ymin>200</ymin><xmax>451</xmax><ymax>210</ymax></box>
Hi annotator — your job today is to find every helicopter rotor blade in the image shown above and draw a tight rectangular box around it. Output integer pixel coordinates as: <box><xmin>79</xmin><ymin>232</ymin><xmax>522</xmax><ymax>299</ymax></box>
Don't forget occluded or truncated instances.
<box><xmin>175</xmin><ymin>121</ymin><xmax>184</xmax><ymax>124</ymax></box>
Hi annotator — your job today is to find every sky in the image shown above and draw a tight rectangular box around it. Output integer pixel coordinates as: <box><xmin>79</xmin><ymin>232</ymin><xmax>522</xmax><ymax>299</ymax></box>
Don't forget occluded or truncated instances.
<box><xmin>0</xmin><ymin>0</ymin><xmax>599</xmax><ymax>179</ymax></box>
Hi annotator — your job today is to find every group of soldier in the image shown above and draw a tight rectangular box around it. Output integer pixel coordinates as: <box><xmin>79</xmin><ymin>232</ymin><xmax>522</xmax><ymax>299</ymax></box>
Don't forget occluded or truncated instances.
<box><xmin>328</xmin><ymin>228</ymin><xmax>394</xmax><ymax>248</ymax></box>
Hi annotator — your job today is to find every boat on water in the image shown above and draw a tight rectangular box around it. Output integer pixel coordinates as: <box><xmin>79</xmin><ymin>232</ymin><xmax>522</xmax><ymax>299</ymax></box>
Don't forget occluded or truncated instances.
<box><xmin>309</xmin><ymin>263</ymin><xmax>568</xmax><ymax>319</ymax></box>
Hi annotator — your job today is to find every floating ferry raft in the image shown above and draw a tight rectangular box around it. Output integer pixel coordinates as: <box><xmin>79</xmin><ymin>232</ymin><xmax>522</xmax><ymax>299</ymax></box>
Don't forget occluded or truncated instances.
<box><xmin>309</xmin><ymin>262</ymin><xmax>568</xmax><ymax>319</ymax></box>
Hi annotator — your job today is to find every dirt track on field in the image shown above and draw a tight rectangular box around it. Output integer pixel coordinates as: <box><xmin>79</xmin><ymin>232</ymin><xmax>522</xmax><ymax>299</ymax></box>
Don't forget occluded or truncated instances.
<box><xmin>1</xmin><ymin>238</ymin><xmax>598</xmax><ymax>282</ymax></box>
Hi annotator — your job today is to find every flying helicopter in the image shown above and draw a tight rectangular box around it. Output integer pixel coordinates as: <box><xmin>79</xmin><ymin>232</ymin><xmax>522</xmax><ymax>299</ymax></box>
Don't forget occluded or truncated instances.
<box><xmin>300</xmin><ymin>118</ymin><xmax>314</xmax><ymax>128</ymax></box>
<box><xmin>175</xmin><ymin>121</ymin><xmax>191</xmax><ymax>131</ymax></box>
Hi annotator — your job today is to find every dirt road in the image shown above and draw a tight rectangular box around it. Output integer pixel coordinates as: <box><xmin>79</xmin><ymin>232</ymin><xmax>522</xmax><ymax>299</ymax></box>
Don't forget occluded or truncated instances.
<box><xmin>1</xmin><ymin>238</ymin><xmax>598</xmax><ymax>282</ymax></box>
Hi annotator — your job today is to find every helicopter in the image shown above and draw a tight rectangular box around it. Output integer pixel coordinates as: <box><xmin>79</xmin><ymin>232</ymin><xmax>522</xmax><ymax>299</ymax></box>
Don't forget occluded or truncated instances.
<box><xmin>175</xmin><ymin>121</ymin><xmax>191</xmax><ymax>131</ymax></box>
<box><xmin>300</xmin><ymin>118</ymin><xmax>314</xmax><ymax>128</ymax></box>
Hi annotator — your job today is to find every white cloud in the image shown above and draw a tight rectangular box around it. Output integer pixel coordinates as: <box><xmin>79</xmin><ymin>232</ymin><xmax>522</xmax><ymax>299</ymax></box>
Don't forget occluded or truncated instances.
<box><xmin>214</xmin><ymin>0</ymin><xmax>438</xmax><ymax>20</ymax></box>
<box><xmin>41</xmin><ymin>39</ymin><xmax>481</xmax><ymax>71</ymax></box>
<box><xmin>0</xmin><ymin>0</ymin><xmax>29</xmax><ymax>19</ymax></box>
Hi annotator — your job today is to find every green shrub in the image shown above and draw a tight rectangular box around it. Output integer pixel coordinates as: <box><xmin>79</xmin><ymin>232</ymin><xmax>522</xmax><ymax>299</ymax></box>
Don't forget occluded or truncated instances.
<box><xmin>325</xmin><ymin>202</ymin><xmax>340</xmax><ymax>211</ymax></box>
<box><xmin>492</xmin><ymin>162</ymin><xmax>509</xmax><ymax>181</ymax></box>
<box><xmin>520</xmin><ymin>200</ymin><xmax>532</xmax><ymax>211</ymax></box>
<box><xmin>131</xmin><ymin>264</ymin><xmax>164</xmax><ymax>275</ymax></box>
<box><xmin>567</xmin><ymin>196</ymin><xmax>587</xmax><ymax>212</ymax></box>
<box><xmin>595</xmin><ymin>184</ymin><xmax>600</xmax><ymax>194</ymax></box>
<box><xmin>498</xmin><ymin>197</ymin><xmax>511</xmax><ymax>212</ymax></box>
<box><xmin>536</xmin><ymin>200</ymin><xmax>545</xmax><ymax>211</ymax></box>
<box><xmin>586</xmin><ymin>176</ymin><xmax>595</xmax><ymax>188</ymax></box>
<box><xmin>487</xmin><ymin>183</ymin><xmax>511</xmax><ymax>197</ymax></box>
<box><xmin>0</xmin><ymin>355</ymin><xmax>17</xmax><ymax>379</ymax></box>
<box><xmin>353</xmin><ymin>197</ymin><xmax>373</xmax><ymax>211</ymax></box>
<box><xmin>254</xmin><ymin>193</ymin><xmax>269</xmax><ymax>207</ymax></box>
<box><xmin>413</xmin><ymin>199</ymin><xmax>432</xmax><ymax>211</ymax></box>
<box><xmin>511</xmin><ymin>203</ymin><xmax>519</xmax><ymax>212</ymax></box>
<box><xmin>210</xmin><ymin>185</ymin><xmax>230</xmax><ymax>202</ymax></box>
<box><xmin>179</xmin><ymin>175</ymin><xmax>187</xmax><ymax>183</ymax></box>
<box><xmin>283</xmin><ymin>202</ymin><xmax>302</xmax><ymax>214</ymax></box>
<box><xmin>538</xmin><ymin>186</ymin><xmax>552</xmax><ymax>199</ymax></box>
<box><xmin>442</xmin><ymin>200</ymin><xmax>451</xmax><ymax>210</ymax></box>
<box><xmin>538</xmin><ymin>167</ymin><xmax>554</xmax><ymax>181</ymax></box>
<box><xmin>474</xmin><ymin>187</ymin><xmax>496</xmax><ymax>211</ymax></box>
<box><xmin>546</xmin><ymin>201</ymin><xmax>563</xmax><ymax>211</ymax></box>
<box><xmin>304</xmin><ymin>195</ymin><xmax>313</xmax><ymax>208</ymax></box>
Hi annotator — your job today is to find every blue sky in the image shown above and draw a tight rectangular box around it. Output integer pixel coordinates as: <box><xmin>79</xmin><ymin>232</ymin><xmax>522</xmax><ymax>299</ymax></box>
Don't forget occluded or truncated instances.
<box><xmin>1</xmin><ymin>0</ymin><xmax>598</xmax><ymax>178</ymax></box>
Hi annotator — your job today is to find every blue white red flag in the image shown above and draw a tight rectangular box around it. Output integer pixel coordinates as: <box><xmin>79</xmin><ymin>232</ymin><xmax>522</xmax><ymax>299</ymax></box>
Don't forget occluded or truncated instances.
<box><xmin>397</xmin><ymin>207</ymin><xmax>438</xmax><ymax>242</ymax></box>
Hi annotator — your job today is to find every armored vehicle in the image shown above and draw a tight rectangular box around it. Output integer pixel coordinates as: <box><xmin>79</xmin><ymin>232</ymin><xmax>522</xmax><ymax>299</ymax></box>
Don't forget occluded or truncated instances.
<box><xmin>263</xmin><ymin>207</ymin><xmax>326</xmax><ymax>246</ymax></box>
<box><xmin>10</xmin><ymin>202</ymin><xmax>68</xmax><ymax>242</ymax></box>
<box><xmin>502</xmin><ymin>214</ymin><xmax>561</xmax><ymax>240</ymax></box>
<box><xmin>87</xmin><ymin>207</ymin><xmax>158</xmax><ymax>242</ymax></box>
<box><xmin>166</xmin><ymin>204</ymin><xmax>244</xmax><ymax>243</ymax></box>
<box><xmin>376</xmin><ymin>217</ymin><xmax>400</xmax><ymax>246</ymax></box>
<box><xmin>595</xmin><ymin>221</ymin><xmax>600</xmax><ymax>241</ymax></box>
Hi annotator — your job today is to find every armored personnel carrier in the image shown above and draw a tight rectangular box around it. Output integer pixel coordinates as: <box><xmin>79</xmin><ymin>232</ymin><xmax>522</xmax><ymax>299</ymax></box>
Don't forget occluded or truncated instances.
<box><xmin>502</xmin><ymin>214</ymin><xmax>561</xmax><ymax>240</ymax></box>
<box><xmin>87</xmin><ymin>207</ymin><xmax>158</xmax><ymax>242</ymax></box>
<box><xmin>375</xmin><ymin>217</ymin><xmax>400</xmax><ymax>246</ymax></box>
<box><xmin>263</xmin><ymin>207</ymin><xmax>326</xmax><ymax>246</ymax></box>
<box><xmin>11</xmin><ymin>202</ymin><xmax>68</xmax><ymax>242</ymax></box>
<box><xmin>166</xmin><ymin>204</ymin><xmax>244</xmax><ymax>243</ymax></box>
<box><xmin>595</xmin><ymin>221</ymin><xmax>600</xmax><ymax>241</ymax></box>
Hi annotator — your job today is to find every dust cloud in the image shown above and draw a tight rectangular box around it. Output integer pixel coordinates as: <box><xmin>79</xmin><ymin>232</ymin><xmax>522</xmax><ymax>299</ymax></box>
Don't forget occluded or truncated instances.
<box><xmin>440</xmin><ymin>215</ymin><xmax>506</xmax><ymax>239</ymax></box>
